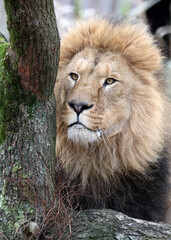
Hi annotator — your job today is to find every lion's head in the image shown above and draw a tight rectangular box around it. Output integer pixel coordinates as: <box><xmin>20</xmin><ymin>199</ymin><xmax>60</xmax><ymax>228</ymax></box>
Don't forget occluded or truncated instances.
<box><xmin>55</xmin><ymin>17</ymin><xmax>168</xmax><ymax>191</ymax></box>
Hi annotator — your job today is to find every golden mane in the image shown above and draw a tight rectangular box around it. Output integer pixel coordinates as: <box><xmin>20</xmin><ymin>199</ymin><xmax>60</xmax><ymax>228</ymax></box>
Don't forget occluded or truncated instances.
<box><xmin>55</xmin><ymin>17</ymin><xmax>170</xmax><ymax>196</ymax></box>
<box><xmin>59</xmin><ymin>17</ymin><xmax>163</xmax><ymax>72</ymax></box>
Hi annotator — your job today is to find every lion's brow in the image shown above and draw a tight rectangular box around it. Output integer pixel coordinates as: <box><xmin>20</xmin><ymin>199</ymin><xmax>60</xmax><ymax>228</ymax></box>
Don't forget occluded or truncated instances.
<box><xmin>89</xmin><ymin>54</ymin><xmax>100</xmax><ymax>75</ymax></box>
<box><xmin>94</xmin><ymin>53</ymin><xmax>100</xmax><ymax>67</ymax></box>
<box><xmin>76</xmin><ymin>58</ymin><xmax>93</xmax><ymax>72</ymax></box>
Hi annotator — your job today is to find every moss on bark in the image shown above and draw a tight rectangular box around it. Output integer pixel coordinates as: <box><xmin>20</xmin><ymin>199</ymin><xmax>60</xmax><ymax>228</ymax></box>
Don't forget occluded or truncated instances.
<box><xmin>0</xmin><ymin>41</ymin><xmax>9</xmax><ymax>143</ymax></box>
<box><xmin>0</xmin><ymin>39</ymin><xmax>36</xmax><ymax>145</ymax></box>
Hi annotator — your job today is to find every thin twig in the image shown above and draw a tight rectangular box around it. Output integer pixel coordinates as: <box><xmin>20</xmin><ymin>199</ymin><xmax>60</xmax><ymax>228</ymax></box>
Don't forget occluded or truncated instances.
<box><xmin>0</xmin><ymin>230</ymin><xmax>9</xmax><ymax>240</ymax></box>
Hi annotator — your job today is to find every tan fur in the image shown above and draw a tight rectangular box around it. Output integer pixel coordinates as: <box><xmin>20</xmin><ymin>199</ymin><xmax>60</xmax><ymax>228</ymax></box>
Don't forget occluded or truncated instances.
<box><xmin>54</xmin><ymin>17</ymin><xmax>171</xmax><ymax>197</ymax></box>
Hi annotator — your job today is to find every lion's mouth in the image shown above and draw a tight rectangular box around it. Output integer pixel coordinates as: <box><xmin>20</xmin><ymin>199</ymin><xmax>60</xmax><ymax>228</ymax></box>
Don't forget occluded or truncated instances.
<box><xmin>68</xmin><ymin>122</ymin><xmax>93</xmax><ymax>132</ymax></box>
<box><xmin>67</xmin><ymin>122</ymin><xmax>103</xmax><ymax>145</ymax></box>
<box><xmin>68</xmin><ymin>122</ymin><xmax>103</xmax><ymax>137</ymax></box>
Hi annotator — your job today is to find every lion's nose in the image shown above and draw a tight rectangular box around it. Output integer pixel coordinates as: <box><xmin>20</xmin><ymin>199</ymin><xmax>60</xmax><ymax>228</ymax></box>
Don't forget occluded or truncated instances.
<box><xmin>68</xmin><ymin>100</ymin><xmax>93</xmax><ymax>114</ymax></box>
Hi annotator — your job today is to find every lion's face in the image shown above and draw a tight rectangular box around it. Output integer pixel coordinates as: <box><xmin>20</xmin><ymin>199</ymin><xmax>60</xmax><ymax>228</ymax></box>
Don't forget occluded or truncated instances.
<box><xmin>57</xmin><ymin>48</ymin><xmax>138</xmax><ymax>145</ymax></box>
<box><xmin>54</xmin><ymin>18</ymin><xmax>168</xmax><ymax>190</ymax></box>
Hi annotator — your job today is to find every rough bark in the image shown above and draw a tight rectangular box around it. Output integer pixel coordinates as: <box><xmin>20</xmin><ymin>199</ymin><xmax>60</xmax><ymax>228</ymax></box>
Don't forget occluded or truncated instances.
<box><xmin>4</xmin><ymin>0</ymin><xmax>59</xmax><ymax>98</ymax></box>
<box><xmin>68</xmin><ymin>209</ymin><xmax>171</xmax><ymax>240</ymax></box>
<box><xmin>0</xmin><ymin>0</ymin><xmax>60</xmax><ymax>239</ymax></box>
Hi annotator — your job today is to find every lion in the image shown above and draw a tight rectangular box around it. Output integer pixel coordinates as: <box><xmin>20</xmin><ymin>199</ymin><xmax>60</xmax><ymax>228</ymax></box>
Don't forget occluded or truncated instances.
<box><xmin>54</xmin><ymin>17</ymin><xmax>171</xmax><ymax>222</ymax></box>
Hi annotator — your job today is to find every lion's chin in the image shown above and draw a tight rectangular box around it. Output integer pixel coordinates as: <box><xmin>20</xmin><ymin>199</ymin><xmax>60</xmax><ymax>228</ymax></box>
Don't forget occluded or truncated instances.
<box><xmin>67</xmin><ymin>124</ymin><xmax>100</xmax><ymax>146</ymax></box>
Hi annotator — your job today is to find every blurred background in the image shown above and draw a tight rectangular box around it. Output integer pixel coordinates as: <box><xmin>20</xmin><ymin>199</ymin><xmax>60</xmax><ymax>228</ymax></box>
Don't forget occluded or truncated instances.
<box><xmin>0</xmin><ymin>0</ymin><xmax>170</xmax><ymax>95</ymax></box>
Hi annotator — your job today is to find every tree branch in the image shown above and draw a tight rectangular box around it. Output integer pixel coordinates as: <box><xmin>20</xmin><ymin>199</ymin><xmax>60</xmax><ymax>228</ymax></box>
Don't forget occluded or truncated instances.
<box><xmin>68</xmin><ymin>209</ymin><xmax>171</xmax><ymax>240</ymax></box>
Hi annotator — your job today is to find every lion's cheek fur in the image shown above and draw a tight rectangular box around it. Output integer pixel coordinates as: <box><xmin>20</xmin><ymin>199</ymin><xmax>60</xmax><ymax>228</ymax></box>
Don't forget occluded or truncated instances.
<box><xmin>125</xmin><ymin>85</ymin><xmax>165</xmax><ymax>169</ymax></box>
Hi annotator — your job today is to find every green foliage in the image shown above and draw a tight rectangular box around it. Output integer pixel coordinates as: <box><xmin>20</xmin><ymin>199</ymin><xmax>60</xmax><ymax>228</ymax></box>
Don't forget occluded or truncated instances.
<box><xmin>75</xmin><ymin>0</ymin><xmax>82</xmax><ymax>19</ymax></box>
<box><xmin>0</xmin><ymin>33</ymin><xmax>8</xmax><ymax>43</ymax></box>
<box><xmin>118</xmin><ymin>0</ymin><xmax>131</xmax><ymax>16</ymax></box>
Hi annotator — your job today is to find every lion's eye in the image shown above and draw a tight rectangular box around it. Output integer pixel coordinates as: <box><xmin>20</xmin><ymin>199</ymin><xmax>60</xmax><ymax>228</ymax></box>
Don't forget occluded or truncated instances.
<box><xmin>104</xmin><ymin>78</ymin><xmax>117</xmax><ymax>86</ymax></box>
<box><xmin>70</xmin><ymin>73</ymin><xmax>79</xmax><ymax>81</ymax></box>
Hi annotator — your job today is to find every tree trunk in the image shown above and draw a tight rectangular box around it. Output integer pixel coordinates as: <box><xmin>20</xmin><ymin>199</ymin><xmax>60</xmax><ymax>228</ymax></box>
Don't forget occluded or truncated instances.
<box><xmin>0</xmin><ymin>0</ymin><xmax>60</xmax><ymax>239</ymax></box>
